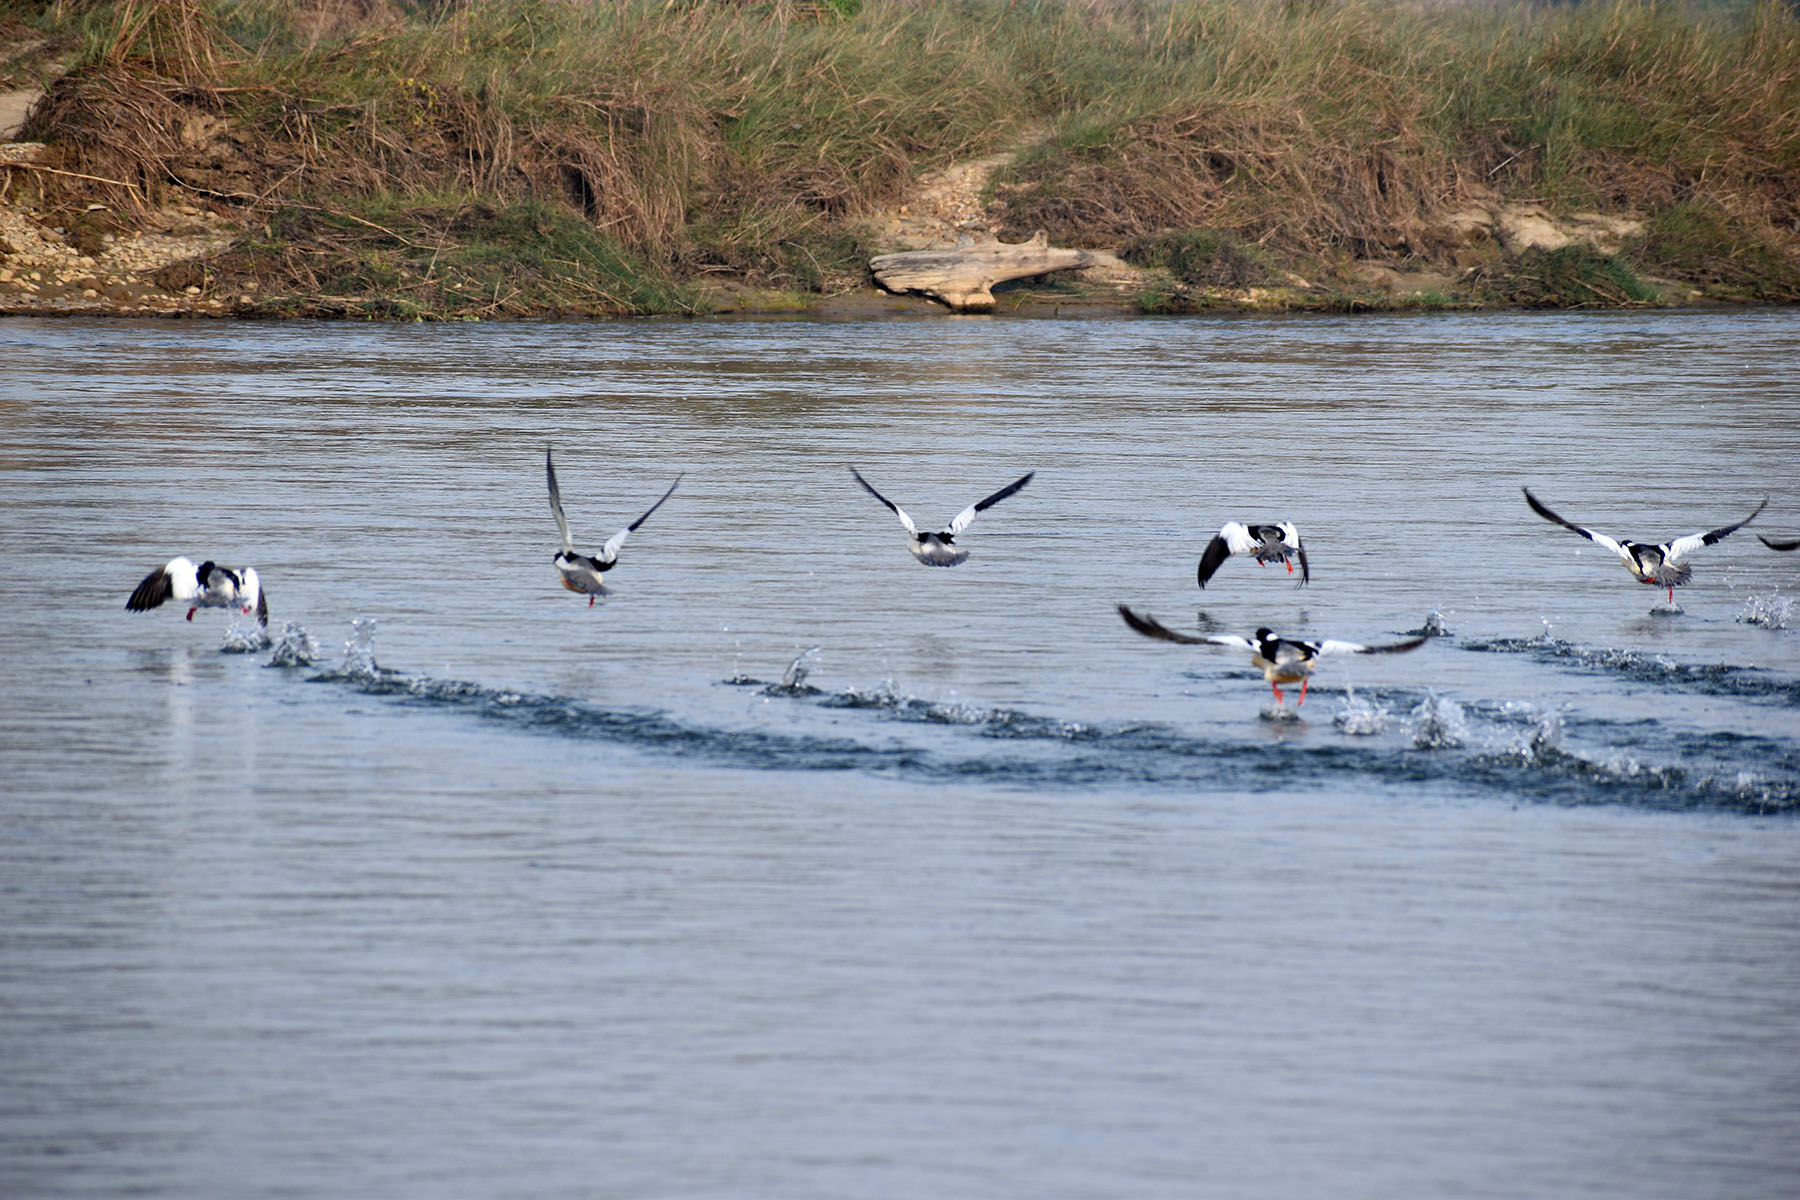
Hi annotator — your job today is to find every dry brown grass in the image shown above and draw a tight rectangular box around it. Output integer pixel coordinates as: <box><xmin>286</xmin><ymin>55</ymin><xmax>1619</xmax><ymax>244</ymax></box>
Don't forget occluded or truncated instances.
<box><xmin>7</xmin><ymin>0</ymin><xmax>1797</xmax><ymax>311</ymax></box>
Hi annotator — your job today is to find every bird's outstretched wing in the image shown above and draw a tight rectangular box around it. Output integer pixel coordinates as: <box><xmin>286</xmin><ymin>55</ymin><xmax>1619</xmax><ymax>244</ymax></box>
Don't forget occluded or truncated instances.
<box><xmin>127</xmin><ymin>558</ymin><xmax>183</xmax><ymax>612</ymax></box>
<box><xmin>1317</xmin><ymin>636</ymin><xmax>1428</xmax><ymax>657</ymax></box>
<box><xmin>546</xmin><ymin>449</ymin><xmax>575</xmax><ymax>554</ymax></box>
<box><xmin>1196</xmin><ymin>522</ymin><xmax>1256</xmax><ymax>588</ymax></box>
<box><xmin>1522</xmin><ymin>487</ymin><xmax>1626</xmax><ymax>557</ymax></box>
<box><xmin>850</xmin><ymin>466</ymin><xmax>917</xmax><ymax>535</ymax></box>
<box><xmin>1759</xmin><ymin>534</ymin><xmax>1800</xmax><ymax>552</ymax></box>
<box><xmin>947</xmin><ymin>471</ymin><xmax>1034</xmax><ymax>535</ymax></box>
<box><xmin>602</xmin><ymin>475</ymin><xmax>684</xmax><ymax>561</ymax></box>
<box><xmin>128</xmin><ymin>556</ymin><xmax>201</xmax><ymax>612</ymax></box>
<box><xmin>1285</xmin><ymin>523</ymin><xmax>1310</xmax><ymax>586</ymax></box>
<box><xmin>1665</xmin><ymin>498</ymin><xmax>1766</xmax><ymax>562</ymax></box>
<box><xmin>1118</xmin><ymin>604</ymin><xmax>1252</xmax><ymax>649</ymax></box>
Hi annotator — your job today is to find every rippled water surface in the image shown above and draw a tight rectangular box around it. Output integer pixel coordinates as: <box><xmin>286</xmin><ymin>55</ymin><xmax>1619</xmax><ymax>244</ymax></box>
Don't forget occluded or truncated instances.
<box><xmin>3</xmin><ymin>311</ymin><xmax>1799</xmax><ymax>1198</ymax></box>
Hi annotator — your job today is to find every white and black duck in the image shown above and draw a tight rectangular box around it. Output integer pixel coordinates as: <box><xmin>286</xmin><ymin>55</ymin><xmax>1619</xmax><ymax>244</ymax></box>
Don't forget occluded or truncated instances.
<box><xmin>1196</xmin><ymin>521</ymin><xmax>1308</xmax><ymax>589</ymax></box>
<box><xmin>1523</xmin><ymin>487</ymin><xmax>1766</xmax><ymax>603</ymax></box>
<box><xmin>1118</xmin><ymin>604</ymin><xmax>1425</xmax><ymax>708</ymax></box>
<box><xmin>547</xmin><ymin>448</ymin><xmax>681</xmax><ymax>606</ymax></box>
<box><xmin>127</xmin><ymin>557</ymin><xmax>267</xmax><ymax>626</ymax></box>
<box><xmin>850</xmin><ymin>466</ymin><xmax>1033</xmax><ymax>567</ymax></box>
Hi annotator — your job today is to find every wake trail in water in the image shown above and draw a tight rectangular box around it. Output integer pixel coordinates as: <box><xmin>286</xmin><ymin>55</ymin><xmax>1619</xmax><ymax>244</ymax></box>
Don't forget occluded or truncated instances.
<box><xmin>1462</xmin><ymin>632</ymin><xmax>1800</xmax><ymax>705</ymax></box>
<box><xmin>263</xmin><ymin>620</ymin><xmax>1800</xmax><ymax>816</ymax></box>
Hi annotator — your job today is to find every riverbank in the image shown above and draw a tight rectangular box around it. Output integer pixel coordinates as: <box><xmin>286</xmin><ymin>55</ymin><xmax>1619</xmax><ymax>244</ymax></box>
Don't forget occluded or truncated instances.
<box><xmin>2</xmin><ymin>0</ymin><xmax>1797</xmax><ymax>319</ymax></box>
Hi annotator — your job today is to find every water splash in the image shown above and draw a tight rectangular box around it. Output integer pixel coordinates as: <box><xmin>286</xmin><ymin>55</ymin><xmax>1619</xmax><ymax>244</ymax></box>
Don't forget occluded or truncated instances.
<box><xmin>341</xmin><ymin>618</ymin><xmax>380</xmax><ymax>680</ymax></box>
<box><xmin>1407</xmin><ymin>610</ymin><xmax>1452</xmax><ymax>638</ymax></box>
<box><xmin>220</xmin><ymin>619</ymin><xmax>272</xmax><ymax>653</ymax></box>
<box><xmin>266</xmin><ymin>622</ymin><xmax>320</xmax><ymax>668</ymax></box>
<box><xmin>828</xmin><ymin>678</ymin><xmax>908</xmax><ymax>711</ymax></box>
<box><xmin>782</xmin><ymin>646</ymin><xmax>820</xmax><ymax>687</ymax></box>
<box><xmin>760</xmin><ymin>646</ymin><xmax>823</xmax><ymax>696</ymax></box>
<box><xmin>1333</xmin><ymin>686</ymin><xmax>1391</xmax><ymax>735</ymax></box>
<box><xmin>1517</xmin><ymin>709</ymin><xmax>1565</xmax><ymax>763</ymax></box>
<box><xmin>1407</xmin><ymin>692</ymin><xmax>1468</xmax><ymax>750</ymax></box>
<box><xmin>1736</xmin><ymin>593</ymin><xmax>1792</xmax><ymax>630</ymax></box>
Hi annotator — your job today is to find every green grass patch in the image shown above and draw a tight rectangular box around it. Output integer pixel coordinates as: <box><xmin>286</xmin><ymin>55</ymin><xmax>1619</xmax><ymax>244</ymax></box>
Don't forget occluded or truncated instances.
<box><xmin>1122</xmin><ymin>229</ymin><xmax>1279</xmax><ymax>289</ymax></box>
<box><xmin>221</xmin><ymin>196</ymin><xmax>704</xmax><ymax>319</ymax></box>
<box><xmin>1631</xmin><ymin>199</ymin><xmax>1800</xmax><ymax>301</ymax></box>
<box><xmin>1478</xmin><ymin>246</ymin><xmax>1661</xmax><ymax>308</ymax></box>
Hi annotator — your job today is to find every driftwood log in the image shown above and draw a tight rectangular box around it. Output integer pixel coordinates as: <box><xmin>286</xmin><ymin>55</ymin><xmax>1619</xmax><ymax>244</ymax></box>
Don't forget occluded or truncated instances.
<box><xmin>870</xmin><ymin>231</ymin><xmax>1098</xmax><ymax>311</ymax></box>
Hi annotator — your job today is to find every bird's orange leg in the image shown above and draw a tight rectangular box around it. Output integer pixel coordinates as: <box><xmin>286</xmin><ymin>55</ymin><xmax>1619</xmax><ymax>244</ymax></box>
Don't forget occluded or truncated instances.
<box><xmin>186</xmin><ymin>608</ymin><xmax>195</xmax><ymax>621</ymax></box>
<box><xmin>1286</xmin><ymin>560</ymin><xmax>1294</xmax><ymax>574</ymax></box>
<box><xmin>588</xmin><ymin>595</ymin><xmax>596</xmax><ymax>608</ymax></box>
<box><xmin>1297</xmin><ymin>676</ymin><xmax>1310</xmax><ymax>707</ymax></box>
<box><xmin>1271</xmin><ymin>682</ymin><xmax>1284</xmax><ymax>705</ymax></box>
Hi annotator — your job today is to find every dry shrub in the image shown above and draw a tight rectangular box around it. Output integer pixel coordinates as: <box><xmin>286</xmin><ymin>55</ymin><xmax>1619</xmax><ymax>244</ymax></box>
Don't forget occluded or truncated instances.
<box><xmin>18</xmin><ymin>4</ymin><xmax>723</xmax><ymax>259</ymax></box>
<box><xmin>516</xmin><ymin>89</ymin><xmax>716</xmax><ymax>260</ymax></box>
<box><xmin>18</xmin><ymin>65</ymin><xmax>205</xmax><ymax>214</ymax></box>
<box><xmin>285</xmin><ymin>0</ymin><xmax>405</xmax><ymax>52</ymax></box>
<box><xmin>1000</xmin><ymin>104</ymin><xmax>1468</xmax><ymax>262</ymax></box>
<box><xmin>98</xmin><ymin>0</ymin><xmax>223</xmax><ymax>80</ymax></box>
<box><xmin>998</xmin><ymin>1</ymin><xmax>1800</xmax><ymax>278</ymax></box>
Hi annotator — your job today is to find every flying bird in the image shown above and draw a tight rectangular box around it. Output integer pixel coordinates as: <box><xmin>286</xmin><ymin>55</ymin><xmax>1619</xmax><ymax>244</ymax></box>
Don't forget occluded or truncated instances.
<box><xmin>127</xmin><ymin>557</ymin><xmax>267</xmax><ymax>626</ymax></box>
<box><xmin>1196</xmin><ymin>521</ymin><xmax>1308</xmax><ymax>589</ymax></box>
<box><xmin>1118</xmin><ymin>604</ymin><xmax>1425</xmax><ymax>708</ymax></box>
<box><xmin>546</xmin><ymin>448</ymin><xmax>681</xmax><ymax>606</ymax></box>
<box><xmin>1522</xmin><ymin>487</ymin><xmax>1766</xmax><ymax>603</ymax></box>
<box><xmin>850</xmin><ymin>466</ymin><xmax>1033</xmax><ymax>566</ymax></box>
<box><xmin>1759</xmin><ymin>535</ymin><xmax>1800</xmax><ymax>552</ymax></box>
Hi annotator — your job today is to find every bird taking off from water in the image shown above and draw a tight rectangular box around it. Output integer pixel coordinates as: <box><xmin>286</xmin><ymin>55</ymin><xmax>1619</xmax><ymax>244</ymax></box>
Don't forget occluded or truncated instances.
<box><xmin>1522</xmin><ymin>487</ymin><xmax>1766</xmax><ymax>604</ymax></box>
<box><xmin>1196</xmin><ymin>521</ymin><xmax>1308</xmax><ymax>589</ymax></box>
<box><xmin>849</xmin><ymin>466</ymin><xmax>1033</xmax><ymax>566</ymax></box>
<box><xmin>127</xmin><ymin>557</ymin><xmax>267</xmax><ymax>626</ymax></box>
<box><xmin>547</xmin><ymin>448</ymin><xmax>681</xmax><ymax>606</ymax></box>
<box><xmin>1118</xmin><ymin>604</ymin><xmax>1425</xmax><ymax>708</ymax></box>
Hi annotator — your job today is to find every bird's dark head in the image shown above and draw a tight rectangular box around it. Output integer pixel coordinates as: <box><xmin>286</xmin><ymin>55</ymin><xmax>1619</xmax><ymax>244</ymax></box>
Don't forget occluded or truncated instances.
<box><xmin>1254</xmin><ymin>627</ymin><xmax>1274</xmax><ymax>641</ymax></box>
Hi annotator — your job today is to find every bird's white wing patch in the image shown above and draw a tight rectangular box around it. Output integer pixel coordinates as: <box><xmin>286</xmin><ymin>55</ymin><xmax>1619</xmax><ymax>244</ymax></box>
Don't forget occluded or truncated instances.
<box><xmin>1316</xmin><ymin>639</ymin><xmax>1367</xmax><ymax>656</ymax></box>
<box><xmin>947</xmin><ymin>502</ymin><xmax>981</xmax><ymax>535</ymax></box>
<box><xmin>1586</xmin><ymin>529</ymin><xmax>1628</xmax><ymax>558</ymax></box>
<box><xmin>1202</xmin><ymin>634</ymin><xmax>1257</xmax><ymax>650</ymax></box>
<box><xmin>167</xmin><ymin>557</ymin><xmax>201</xmax><ymax>601</ymax></box>
<box><xmin>1663</xmin><ymin>532</ymin><xmax>1710</xmax><ymax>561</ymax></box>
<box><xmin>602</xmin><ymin>526</ymin><xmax>632</xmax><ymax>561</ymax></box>
<box><xmin>1220</xmin><ymin>522</ymin><xmax>1259</xmax><ymax>555</ymax></box>
<box><xmin>545</xmin><ymin>453</ymin><xmax>576</xmax><ymax>554</ymax></box>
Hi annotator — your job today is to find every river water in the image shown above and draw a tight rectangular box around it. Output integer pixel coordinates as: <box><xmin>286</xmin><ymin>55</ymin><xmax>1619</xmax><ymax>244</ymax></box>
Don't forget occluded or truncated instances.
<box><xmin>3</xmin><ymin>310</ymin><xmax>1798</xmax><ymax>1198</ymax></box>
